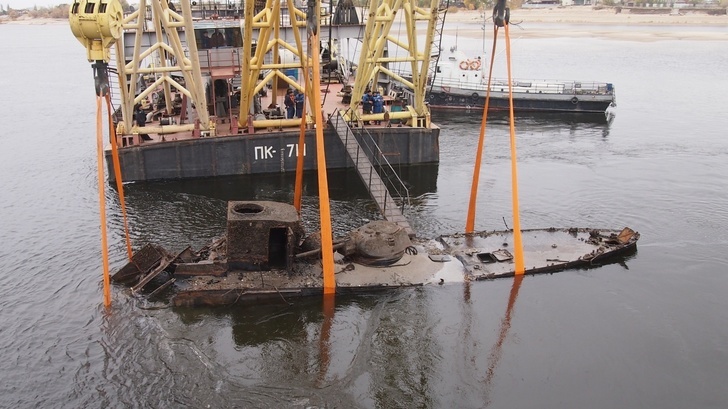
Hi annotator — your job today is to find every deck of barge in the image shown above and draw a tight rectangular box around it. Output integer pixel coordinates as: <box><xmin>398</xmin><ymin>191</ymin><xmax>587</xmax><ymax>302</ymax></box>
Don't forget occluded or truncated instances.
<box><xmin>107</xmin><ymin>80</ymin><xmax>440</xmax><ymax>182</ymax></box>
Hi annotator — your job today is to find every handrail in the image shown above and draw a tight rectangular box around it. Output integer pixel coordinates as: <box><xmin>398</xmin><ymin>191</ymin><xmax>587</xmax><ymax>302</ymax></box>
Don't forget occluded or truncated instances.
<box><xmin>391</xmin><ymin>67</ymin><xmax>614</xmax><ymax>96</ymax></box>
<box><xmin>197</xmin><ymin>48</ymin><xmax>242</xmax><ymax>70</ymax></box>
<box><xmin>330</xmin><ymin>111</ymin><xmax>411</xmax><ymax>212</ymax></box>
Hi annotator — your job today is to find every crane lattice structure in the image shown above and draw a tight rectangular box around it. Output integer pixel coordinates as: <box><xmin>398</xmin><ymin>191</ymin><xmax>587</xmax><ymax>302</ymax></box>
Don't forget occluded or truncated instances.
<box><xmin>113</xmin><ymin>0</ymin><xmax>210</xmax><ymax>136</ymax></box>
<box><xmin>92</xmin><ymin>0</ymin><xmax>444</xmax><ymax>133</ymax></box>
<box><xmin>347</xmin><ymin>0</ymin><xmax>441</xmax><ymax>128</ymax></box>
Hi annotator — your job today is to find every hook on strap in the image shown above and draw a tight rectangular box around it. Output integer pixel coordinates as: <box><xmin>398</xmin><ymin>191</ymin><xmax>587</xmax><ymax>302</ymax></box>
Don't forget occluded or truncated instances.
<box><xmin>92</xmin><ymin>61</ymin><xmax>110</xmax><ymax>97</ymax></box>
<box><xmin>493</xmin><ymin>0</ymin><xmax>510</xmax><ymax>27</ymax></box>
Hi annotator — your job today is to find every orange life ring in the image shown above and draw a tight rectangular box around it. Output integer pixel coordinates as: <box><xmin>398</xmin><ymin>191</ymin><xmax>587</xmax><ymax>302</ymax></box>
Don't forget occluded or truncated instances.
<box><xmin>459</xmin><ymin>60</ymin><xmax>469</xmax><ymax>70</ymax></box>
<box><xmin>470</xmin><ymin>60</ymin><xmax>481</xmax><ymax>70</ymax></box>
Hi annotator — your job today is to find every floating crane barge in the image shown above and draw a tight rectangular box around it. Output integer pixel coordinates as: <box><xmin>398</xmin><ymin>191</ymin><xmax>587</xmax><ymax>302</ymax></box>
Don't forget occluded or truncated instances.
<box><xmin>70</xmin><ymin>0</ymin><xmax>639</xmax><ymax>307</ymax></box>
<box><xmin>71</xmin><ymin>0</ymin><xmax>445</xmax><ymax>182</ymax></box>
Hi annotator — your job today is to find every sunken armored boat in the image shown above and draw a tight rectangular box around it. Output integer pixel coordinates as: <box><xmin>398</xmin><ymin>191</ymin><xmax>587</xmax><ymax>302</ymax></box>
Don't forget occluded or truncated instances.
<box><xmin>113</xmin><ymin>200</ymin><xmax>640</xmax><ymax>307</ymax></box>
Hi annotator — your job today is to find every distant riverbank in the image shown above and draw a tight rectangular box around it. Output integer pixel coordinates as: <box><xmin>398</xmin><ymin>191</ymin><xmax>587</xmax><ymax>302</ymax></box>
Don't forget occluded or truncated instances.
<box><xmin>3</xmin><ymin>7</ymin><xmax>727</xmax><ymax>41</ymax></box>
<box><xmin>444</xmin><ymin>7</ymin><xmax>728</xmax><ymax>41</ymax></box>
<box><xmin>447</xmin><ymin>6</ymin><xmax>727</xmax><ymax>26</ymax></box>
<box><xmin>0</xmin><ymin>16</ymin><xmax>65</xmax><ymax>24</ymax></box>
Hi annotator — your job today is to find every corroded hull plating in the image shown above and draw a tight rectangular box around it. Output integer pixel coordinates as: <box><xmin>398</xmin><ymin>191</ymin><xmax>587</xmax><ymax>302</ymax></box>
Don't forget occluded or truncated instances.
<box><xmin>113</xmin><ymin>215</ymin><xmax>639</xmax><ymax>308</ymax></box>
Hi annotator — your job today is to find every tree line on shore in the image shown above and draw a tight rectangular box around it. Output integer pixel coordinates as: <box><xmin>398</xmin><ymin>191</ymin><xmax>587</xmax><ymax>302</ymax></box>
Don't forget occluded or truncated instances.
<box><xmin>1</xmin><ymin>4</ymin><xmax>69</xmax><ymax>19</ymax></box>
<box><xmin>0</xmin><ymin>0</ymin><xmax>130</xmax><ymax>19</ymax></box>
<box><xmin>1</xmin><ymin>0</ymin><xmax>724</xmax><ymax>22</ymax></box>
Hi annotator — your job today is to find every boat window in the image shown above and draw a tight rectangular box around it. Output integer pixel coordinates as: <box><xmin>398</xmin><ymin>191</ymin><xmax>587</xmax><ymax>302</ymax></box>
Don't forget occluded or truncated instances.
<box><xmin>196</xmin><ymin>28</ymin><xmax>243</xmax><ymax>50</ymax></box>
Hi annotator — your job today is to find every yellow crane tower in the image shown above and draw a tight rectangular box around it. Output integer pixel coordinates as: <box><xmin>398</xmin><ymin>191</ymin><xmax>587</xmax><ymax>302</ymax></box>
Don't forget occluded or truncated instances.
<box><xmin>72</xmin><ymin>0</ymin><xmax>443</xmax><ymax>135</ymax></box>
<box><xmin>237</xmin><ymin>0</ymin><xmax>443</xmax><ymax>129</ymax></box>
<box><xmin>347</xmin><ymin>0</ymin><xmax>442</xmax><ymax>128</ymax></box>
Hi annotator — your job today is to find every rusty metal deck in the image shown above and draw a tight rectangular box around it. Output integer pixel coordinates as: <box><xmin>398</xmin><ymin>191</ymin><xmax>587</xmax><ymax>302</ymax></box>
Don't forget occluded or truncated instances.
<box><xmin>115</xmin><ymin>227</ymin><xmax>639</xmax><ymax>308</ymax></box>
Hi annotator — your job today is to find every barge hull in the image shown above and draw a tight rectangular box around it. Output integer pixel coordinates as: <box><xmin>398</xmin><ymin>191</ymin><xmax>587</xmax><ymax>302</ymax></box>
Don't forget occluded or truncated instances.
<box><xmin>427</xmin><ymin>92</ymin><xmax>613</xmax><ymax>114</ymax></box>
<box><xmin>107</xmin><ymin>126</ymin><xmax>440</xmax><ymax>182</ymax></box>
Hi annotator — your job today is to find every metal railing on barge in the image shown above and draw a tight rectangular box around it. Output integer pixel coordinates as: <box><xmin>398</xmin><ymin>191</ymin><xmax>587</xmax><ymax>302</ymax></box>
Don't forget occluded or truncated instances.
<box><xmin>329</xmin><ymin>110</ymin><xmax>414</xmax><ymax>236</ymax></box>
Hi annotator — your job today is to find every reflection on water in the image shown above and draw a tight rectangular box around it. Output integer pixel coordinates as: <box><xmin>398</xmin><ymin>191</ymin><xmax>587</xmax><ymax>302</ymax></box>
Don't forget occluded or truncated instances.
<box><xmin>117</xmin><ymin>165</ymin><xmax>440</xmax><ymax>242</ymax></box>
<box><xmin>124</xmin><ymin>166</ymin><xmax>440</xmax><ymax>202</ymax></box>
<box><xmin>483</xmin><ymin>274</ymin><xmax>524</xmax><ymax>403</ymax></box>
<box><xmin>167</xmin><ymin>290</ymin><xmax>443</xmax><ymax>407</ymax></box>
<box><xmin>432</xmin><ymin>109</ymin><xmax>615</xmax><ymax>127</ymax></box>
<box><xmin>318</xmin><ymin>295</ymin><xmax>336</xmax><ymax>386</ymax></box>
<box><xmin>5</xmin><ymin>25</ymin><xmax>728</xmax><ymax>408</ymax></box>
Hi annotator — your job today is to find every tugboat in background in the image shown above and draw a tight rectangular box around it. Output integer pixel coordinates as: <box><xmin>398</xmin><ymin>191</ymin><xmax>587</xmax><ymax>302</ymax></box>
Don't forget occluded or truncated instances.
<box><xmin>425</xmin><ymin>48</ymin><xmax>616</xmax><ymax>114</ymax></box>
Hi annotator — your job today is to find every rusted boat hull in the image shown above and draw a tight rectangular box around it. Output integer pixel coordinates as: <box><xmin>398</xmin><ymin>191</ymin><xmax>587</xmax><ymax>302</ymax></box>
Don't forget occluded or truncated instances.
<box><xmin>438</xmin><ymin>228</ymin><xmax>639</xmax><ymax>280</ymax></box>
<box><xmin>113</xmin><ymin>207</ymin><xmax>639</xmax><ymax>308</ymax></box>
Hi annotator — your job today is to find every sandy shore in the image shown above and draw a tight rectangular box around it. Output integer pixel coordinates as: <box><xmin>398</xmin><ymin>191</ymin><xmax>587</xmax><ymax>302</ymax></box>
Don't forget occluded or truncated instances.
<box><xmin>0</xmin><ymin>16</ymin><xmax>66</xmax><ymax>25</ymax></box>
<box><xmin>3</xmin><ymin>7</ymin><xmax>727</xmax><ymax>41</ymax></box>
<box><xmin>444</xmin><ymin>7</ymin><xmax>728</xmax><ymax>41</ymax></box>
<box><xmin>447</xmin><ymin>6</ymin><xmax>727</xmax><ymax>25</ymax></box>
<box><xmin>423</xmin><ymin>6</ymin><xmax>728</xmax><ymax>41</ymax></box>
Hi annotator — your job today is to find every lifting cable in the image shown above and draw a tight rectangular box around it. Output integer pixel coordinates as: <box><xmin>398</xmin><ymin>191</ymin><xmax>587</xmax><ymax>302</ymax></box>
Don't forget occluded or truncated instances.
<box><xmin>503</xmin><ymin>23</ymin><xmax>525</xmax><ymax>274</ymax></box>
<box><xmin>307</xmin><ymin>6</ymin><xmax>336</xmax><ymax>296</ymax></box>
<box><xmin>321</xmin><ymin>1</ymin><xmax>334</xmax><ymax>106</ymax></box>
<box><xmin>95</xmin><ymin>78</ymin><xmax>134</xmax><ymax>307</ymax></box>
<box><xmin>313</xmin><ymin>38</ymin><xmax>336</xmax><ymax>296</ymax></box>
<box><xmin>104</xmin><ymin>93</ymin><xmax>133</xmax><ymax>260</ymax></box>
<box><xmin>294</xmin><ymin>46</ymin><xmax>310</xmax><ymax>213</ymax></box>
<box><xmin>465</xmin><ymin>4</ymin><xmax>525</xmax><ymax>275</ymax></box>
<box><xmin>466</xmin><ymin>24</ymin><xmax>499</xmax><ymax>234</ymax></box>
<box><xmin>96</xmin><ymin>96</ymin><xmax>112</xmax><ymax>307</ymax></box>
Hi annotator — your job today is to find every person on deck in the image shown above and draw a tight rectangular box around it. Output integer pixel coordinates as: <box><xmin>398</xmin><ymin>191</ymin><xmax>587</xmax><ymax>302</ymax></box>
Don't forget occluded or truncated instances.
<box><xmin>362</xmin><ymin>89</ymin><xmax>373</xmax><ymax>125</ymax></box>
<box><xmin>201</xmin><ymin>31</ymin><xmax>210</xmax><ymax>49</ymax></box>
<box><xmin>134</xmin><ymin>104</ymin><xmax>153</xmax><ymax>141</ymax></box>
<box><xmin>294</xmin><ymin>90</ymin><xmax>305</xmax><ymax>118</ymax></box>
<box><xmin>284</xmin><ymin>89</ymin><xmax>296</xmax><ymax>119</ymax></box>
<box><xmin>390</xmin><ymin>99</ymin><xmax>404</xmax><ymax>127</ymax></box>
<box><xmin>372</xmin><ymin>91</ymin><xmax>384</xmax><ymax>125</ymax></box>
<box><xmin>211</xmin><ymin>29</ymin><xmax>225</xmax><ymax>48</ymax></box>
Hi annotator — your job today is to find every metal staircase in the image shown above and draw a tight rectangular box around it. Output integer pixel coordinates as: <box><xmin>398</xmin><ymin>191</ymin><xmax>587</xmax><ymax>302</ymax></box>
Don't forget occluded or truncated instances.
<box><xmin>330</xmin><ymin>111</ymin><xmax>414</xmax><ymax>237</ymax></box>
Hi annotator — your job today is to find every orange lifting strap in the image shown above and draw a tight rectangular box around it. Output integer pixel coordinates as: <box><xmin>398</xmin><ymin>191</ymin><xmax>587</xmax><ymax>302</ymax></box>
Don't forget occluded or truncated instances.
<box><xmin>465</xmin><ymin>22</ymin><xmax>525</xmax><ymax>275</ymax></box>
<box><xmin>105</xmin><ymin>94</ymin><xmax>133</xmax><ymax>260</ymax></box>
<box><xmin>96</xmin><ymin>92</ymin><xmax>135</xmax><ymax>307</ymax></box>
<box><xmin>96</xmin><ymin>96</ymin><xmax>112</xmax><ymax>307</ymax></box>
